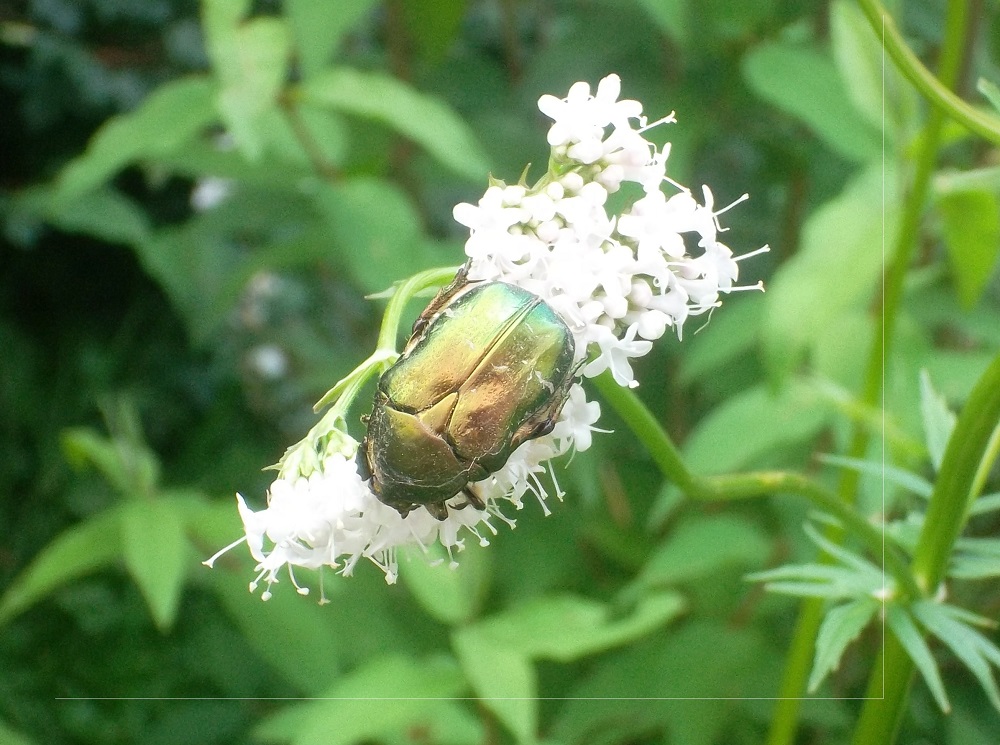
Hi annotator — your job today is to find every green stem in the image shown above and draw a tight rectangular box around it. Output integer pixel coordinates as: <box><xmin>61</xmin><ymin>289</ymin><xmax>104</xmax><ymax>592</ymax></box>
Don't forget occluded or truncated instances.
<box><xmin>852</xmin><ymin>351</ymin><xmax>1000</xmax><ymax>743</ymax></box>
<box><xmin>767</xmin><ymin>2</ymin><xmax>971</xmax><ymax>740</ymax></box>
<box><xmin>375</xmin><ymin>266</ymin><xmax>462</xmax><ymax>352</ymax></box>
<box><xmin>591</xmin><ymin>373</ymin><xmax>920</xmax><ymax>597</ymax></box>
<box><xmin>856</xmin><ymin>0</ymin><xmax>1000</xmax><ymax>146</ymax></box>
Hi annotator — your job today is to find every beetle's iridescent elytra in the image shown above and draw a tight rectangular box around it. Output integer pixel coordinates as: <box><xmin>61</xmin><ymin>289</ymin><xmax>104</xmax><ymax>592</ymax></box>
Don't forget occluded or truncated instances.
<box><xmin>359</xmin><ymin>268</ymin><xmax>576</xmax><ymax>519</ymax></box>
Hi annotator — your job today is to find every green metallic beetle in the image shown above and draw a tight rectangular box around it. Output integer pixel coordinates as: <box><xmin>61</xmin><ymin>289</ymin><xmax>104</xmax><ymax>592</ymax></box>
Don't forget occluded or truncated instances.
<box><xmin>358</xmin><ymin>267</ymin><xmax>577</xmax><ymax>520</ymax></box>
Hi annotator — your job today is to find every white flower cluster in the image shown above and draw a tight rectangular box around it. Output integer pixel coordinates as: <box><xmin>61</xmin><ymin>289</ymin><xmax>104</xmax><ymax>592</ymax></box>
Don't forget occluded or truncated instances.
<box><xmin>206</xmin><ymin>74</ymin><xmax>763</xmax><ymax>598</ymax></box>
<box><xmin>456</xmin><ymin>74</ymin><xmax>764</xmax><ymax>388</ymax></box>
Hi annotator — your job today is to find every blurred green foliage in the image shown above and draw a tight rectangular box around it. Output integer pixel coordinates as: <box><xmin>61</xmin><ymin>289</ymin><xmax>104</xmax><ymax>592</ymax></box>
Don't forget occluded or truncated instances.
<box><xmin>1</xmin><ymin>0</ymin><xmax>999</xmax><ymax>744</ymax></box>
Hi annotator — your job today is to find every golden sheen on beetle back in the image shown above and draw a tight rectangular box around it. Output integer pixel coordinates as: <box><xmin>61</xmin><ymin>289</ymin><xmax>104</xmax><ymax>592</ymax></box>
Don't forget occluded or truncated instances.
<box><xmin>359</xmin><ymin>269</ymin><xmax>577</xmax><ymax>520</ymax></box>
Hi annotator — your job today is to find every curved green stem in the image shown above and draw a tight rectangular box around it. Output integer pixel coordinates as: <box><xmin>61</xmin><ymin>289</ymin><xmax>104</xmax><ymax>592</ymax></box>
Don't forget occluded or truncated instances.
<box><xmin>857</xmin><ymin>0</ymin><xmax>1000</xmax><ymax>145</ymax></box>
<box><xmin>375</xmin><ymin>266</ymin><xmax>463</xmax><ymax>352</ymax></box>
<box><xmin>590</xmin><ymin>373</ymin><xmax>920</xmax><ymax>598</ymax></box>
<box><xmin>852</xmin><ymin>351</ymin><xmax>1000</xmax><ymax>743</ymax></box>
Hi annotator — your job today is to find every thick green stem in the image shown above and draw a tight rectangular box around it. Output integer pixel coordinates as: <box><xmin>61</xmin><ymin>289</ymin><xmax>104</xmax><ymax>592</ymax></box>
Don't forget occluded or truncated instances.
<box><xmin>852</xmin><ymin>351</ymin><xmax>1000</xmax><ymax>742</ymax></box>
<box><xmin>856</xmin><ymin>0</ymin><xmax>1000</xmax><ymax>145</ymax></box>
<box><xmin>767</xmin><ymin>2</ymin><xmax>971</xmax><ymax>741</ymax></box>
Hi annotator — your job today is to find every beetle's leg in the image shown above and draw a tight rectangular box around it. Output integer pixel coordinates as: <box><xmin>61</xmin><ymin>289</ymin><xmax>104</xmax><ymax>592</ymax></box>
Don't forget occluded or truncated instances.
<box><xmin>424</xmin><ymin>501</ymin><xmax>450</xmax><ymax>521</ymax></box>
<box><xmin>461</xmin><ymin>486</ymin><xmax>486</xmax><ymax>511</ymax></box>
<box><xmin>409</xmin><ymin>262</ymin><xmax>474</xmax><ymax>339</ymax></box>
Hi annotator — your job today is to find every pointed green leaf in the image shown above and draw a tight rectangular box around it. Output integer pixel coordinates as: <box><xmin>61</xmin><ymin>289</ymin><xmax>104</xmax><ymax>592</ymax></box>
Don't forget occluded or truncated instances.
<box><xmin>120</xmin><ymin>499</ymin><xmax>189</xmax><ymax>631</ymax></box>
<box><xmin>286</xmin><ymin>0</ymin><xmax>379</xmax><ymax>78</ymax></box>
<box><xmin>978</xmin><ymin>78</ymin><xmax>1000</xmax><ymax>114</ymax></box>
<box><xmin>970</xmin><ymin>492</ymin><xmax>1000</xmax><ymax>515</ymax></box>
<box><xmin>636</xmin><ymin>514</ymin><xmax>771</xmax><ymax>588</ymax></box>
<box><xmin>300</xmin><ymin>68</ymin><xmax>490</xmax><ymax>179</ymax></box>
<box><xmin>400</xmin><ymin>541</ymin><xmax>490</xmax><ymax>626</ymax></box>
<box><xmin>936</xmin><ymin>188</ymin><xmax>1000</xmax><ymax>309</ymax></box>
<box><xmin>682</xmin><ymin>379</ymin><xmax>831</xmax><ymax>474</ymax></box>
<box><xmin>919</xmin><ymin>370</ymin><xmax>957</xmax><ymax>472</ymax></box>
<box><xmin>254</xmin><ymin>655</ymin><xmax>472</xmax><ymax>745</ymax></box>
<box><xmin>452</xmin><ymin>592</ymin><xmax>684</xmax><ymax>740</ymax></box>
<box><xmin>217</xmin><ymin>19</ymin><xmax>291</xmax><ymax>159</ymax></box>
<box><xmin>818</xmin><ymin>454</ymin><xmax>933</xmax><ymax>498</ymax></box>
<box><xmin>913</xmin><ymin>600</ymin><xmax>1000</xmax><ymax>711</ymax></box>
<box><xmin>61</xmin><ymin>427</ymin><xmax>160</xmax><ymax>498</ymax></box>
<box><xmin>803</xmin><ymin>522</ymin><xmax>883</xmax><ymax>578</ymax></box>
<box><xmin>293</xmin><ymin>656</ymin><xmax>469</xmax><ymax>745</ymax></box>
<box><xmin>43</xmin><ymin>187</ymin><xmax>150</xmax><ymax>247</ymax></box>
<box><xmin>452</xmin><ymin>632</ymin><xmax>537</xmax><ymax>742</ymax></box>
<box><xmin>763</xmin><ymin>166</ymin><xmax>895</xmax><ymax>378</ymax></box>
<box><xmin>742</xmin><ymin>41</ymin><xmax>880</xmax><ymax>161</ymax></box>
<box><xmin>951</xmin><ymin>537</ymin><xmax>1000</xmax><ymax>579</ymax></box>
<box><xmin>206</xmin><ymin>569</ymin><xmax>344</xmax><ymax>694</ymax></box>
<box><xmin>809</xmin><ymin>597</ymin><xmax>879</xmax><ymax>691</ymax></box>
<box><xmin>886</xmin><ymin>604</ymin><xmax>950</xmax><ymax>712</ymax></box>
<box><xmin>52</xmin><ymin>76</ymin><xmax>217</xmax><ymax>204</ymax></box>
<box><xmin>0</xmin><ymin>510</ymin><xmax>122</xmax><ymax>625</ymax></box>
<box><xmin>749</xmin><ymin>562</ymin><xmax>882</xmax><ymax>599</ymax></box>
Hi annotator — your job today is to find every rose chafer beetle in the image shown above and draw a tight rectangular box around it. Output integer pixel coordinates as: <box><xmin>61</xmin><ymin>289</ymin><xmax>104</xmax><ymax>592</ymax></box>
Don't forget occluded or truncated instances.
<box><xmin>359</xmin><ymin>267</ymin><xmax>577</xmax><ymax>520</ymax></box>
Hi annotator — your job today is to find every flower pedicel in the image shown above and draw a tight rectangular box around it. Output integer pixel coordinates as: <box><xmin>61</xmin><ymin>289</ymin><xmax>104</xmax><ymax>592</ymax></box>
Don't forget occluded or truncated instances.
<box><xmin>205</xmin><ymin>74</ymin><xmax>768</xmax><ymax>600</ymax></box>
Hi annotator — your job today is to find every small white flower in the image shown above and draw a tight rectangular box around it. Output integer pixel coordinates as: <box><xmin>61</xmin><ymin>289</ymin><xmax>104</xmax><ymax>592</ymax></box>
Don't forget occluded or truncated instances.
<box><xmin>190</xmin><ymin>177</ymin><xmax>233</xmax><ymax>211</ymax></box>
<box><xmin>581</xmin><ymin>323</ymin><xmax>653</xmax><ymax>388</ymax></box>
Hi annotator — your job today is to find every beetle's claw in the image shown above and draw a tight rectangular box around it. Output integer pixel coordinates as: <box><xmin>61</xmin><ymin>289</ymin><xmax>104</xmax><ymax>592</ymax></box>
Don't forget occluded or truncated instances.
<box><xmin>461</xmin><ymin>487</ymin><xmax>486</xmax><ymax>511</ymax></box>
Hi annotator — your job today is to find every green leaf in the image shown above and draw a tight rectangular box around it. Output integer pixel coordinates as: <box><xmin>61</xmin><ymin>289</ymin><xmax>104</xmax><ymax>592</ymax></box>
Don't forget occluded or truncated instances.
<box><xmin>936</xmin><ymin>188</ymin><xmax>1000</xmax><ymax>309</ymax></box>
<box><xmin>400</xmin><ymin>541</ymin><xmax>490</xmax><ymax>626</ymax></box>
<box><xmin>452</xmin><ymin>591</ymin><xmax>684</xmax><ymax>740</ymax></box>
<box><xmin>52</xmin><ymin>76</ymin><xmax>218</xmax><ymax>204</ymax></box>
<box><xmin>635</xmin><ymin>514</ymin><xmax>771</xmax><ymax>588</ymax></box>
<box><xmin>808</xmin><ymin>597</ymin><xmax>879</xmax><ymax>691</ymax></box>
<box><xmin>919</xmin><ymin>369</ymin><xmax>957</xmax><ymax>472</ymax></box>
<box><xmin>400</xmin><ymin>0</ymin><xmax>468</xmax><ymax>65</ymax></box>
<box><xmin>268</xmin><ymin>656</ymin><xmax>471</xmax><ymax>745</ymax></box>
<box><xmin>312</xmin><ymin>177</ymin><xmax>442</xmax><ymax>294</ymax></box>
<box><xmin>0</xmin><ymin>719</ymin><xmax>35</xmax><ymax>745</ymax></box>
<box><xmin>300</xmin><ymin>68</ymin><xmax>491</xmax><ymax>179</ymax></box>
<box><xmin>207</xmin><ymin>569</ymin><xmax>344</xmax><ymax>694</ymax></box>
<box><xmin>43</xmin><ymin>187</ymin><xmax>150</xmax><ymax>247</ymax></box>
<box><xmin>551</xmin><ymin>621</ymin><xmax>777</xmax><ymax>745</ymax></box>
<box><xmin>633</xmin><ymin>0</ymin><xmax>686</xmax><ymax>47</ymax></box>
<box><xmin>742</xmin><ymin>41</ymin><xmax>880</xmax><ymax>162</ymax></box>
<box><xmin>951</xmin><ymin>537</ymin><xmax>1000</xmax><ymax>579</ymax></box>
<box><xmin>61</xmin><ymin>427</ymin><xmax>159</xmax><ymax>498</ymax></box>
<box><xmin>763</xmin><ymin>166</ymin><xmax>894</xmax><ymax>378</ymax></box>
<box><xmin>912</xmin><ymin>600</ymin><xmax>1000</xmax><ymax>711</ymax></box>
<box><xmin>203</xmin><ymin>0</ymin><xmax>291</xmax><ymax>159</ymax></box>
<box><xmin>677</xmin><ymin>298</ymin><xmax>760</xmax><ymax>385</ymax></box>
<box><xmin>749</xmin><ymin>563</ymin><xmax>881</xmax><ymax>599</ymax></box>
<box><xmin>970</xmin><ymin>491</ymin><xmax>1000</xmax><ymax>516</ymax></box>
<box><xmin>285</xmin><ymin>0</ymin><xmax>379</xmax><ymax>78</ymax></box>
<box><xmin>978</xmin><ymin>77</ymin><xmax>1000</xmax><ymax>114</ymax></box>
<box><xmin>0</xmin><ymin>510</ymin><xmax>122</xmax><ymax>625</ymax></box>
<box><xmin>133</xmin><ymin>187</ymin><xmax>321</xmax><ymax>340</ymax></box>
<box><xmin>803</xmin><ymin>522</ymin><xmax>883</xmax><ymax>578</ymax></box>
<box><xmin>818</xmin><ymin>453</ymin><xmax>933</xmax><ymax>498</ymax></box>
<box><xmin>886</xmin><ymin>604</ymin><xmax>950</xmax><ymax>712</ymax></box>
<box><xmin>682</xmin><ymin>379</ymin><xmax>831</xmax><ymax>474</ymax></box>
<box><xmin>452</xmin><ymin>634</ymin><xmax>536</xmax><ymax>742</ymax></box>
<box><xmin>120</xmin><ymin>499</ymin><xmax>189</xmax><ymax>631</ymax></box>
<box><xmin>829</xmin><ymin>0</ymin><xmax>883</xmax><ymax>134</ymax></box>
